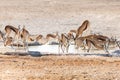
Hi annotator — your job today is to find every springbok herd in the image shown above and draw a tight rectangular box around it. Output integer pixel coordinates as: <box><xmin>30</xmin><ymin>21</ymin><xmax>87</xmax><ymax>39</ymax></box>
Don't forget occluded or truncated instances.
<box><xmin>0</xmin><ymin>20</ymin><xmax>120</xmax><ymax>54</ymax></box>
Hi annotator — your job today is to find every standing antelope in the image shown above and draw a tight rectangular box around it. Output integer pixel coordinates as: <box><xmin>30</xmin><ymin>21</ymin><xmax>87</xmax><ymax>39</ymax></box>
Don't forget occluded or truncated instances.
<box><xmin>20</xmin><ymin>26</ymin><xmax>30</xmax><ymax>41</ymax></box>
<box><xmin>19</xmin><ymin>25</ymin><xmax>31</xmax><ymax>50</ymax></box>
<box><xmin>59</xmin><ymin>33</ymin><xmax>69</xmax><ymax>53</ymax></box>
<box><xmin>75</xmin><ymin>20</ymin><xmax>90</xmax><ymax>39</ymax></box>
<box><xmin>58</xmin><ymin>32</ymin><xmax>74</xmax><ymax>53</ymax></box>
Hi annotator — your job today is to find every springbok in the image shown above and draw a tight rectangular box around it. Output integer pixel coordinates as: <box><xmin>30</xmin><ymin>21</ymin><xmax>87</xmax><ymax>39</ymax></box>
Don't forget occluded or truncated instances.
<box><xmin>36</xmin><ymin>34</ymin><xmax>43</xmax><ymax>42</ymax></box>
<box><xmin>35</xmin><ymin>32</ymin><xmax>59</xmax><ymax>45</ymax></box>
<box><xmin>4</xmin><ymin>25</ymin><xmax>30</xmax><ymax>51</ymax></box>
<box><xmin>35</xmin><ymin>34</ymin><xmax>48</xmax><ymax>45</ymax></box>
<box><xmin>4</xmin><ymin>37</ymin><xmax>25</xmax><ymax>50</ymax></box>
<box><xmin>0</xmin><ymin>30</ymin><xmax>5</xmax><ymax>41</ymax></box>
<box><xmin>84</xmin><ymin>38</ymin><xmax>109</xmax><ymax>53</ymax></box>
<box><xmin>4</xmin><ymin>25</ymin><xmax>20</xmax><ymax>39</ymax></box>
<box><xmin>20</xmin><ymin>26</ymin><xmax>29</xmax><ymax>40</ymax></box>
<box><xmin>45</xmin><ymin>32</ymin><xmax>59</xmax><ymax>45</ymax></box>
<box><xmin>4</xmin><ymin>37</ymin><xmax>13</xmax><ymax>46</ymax></box>
<box><xmin>58</xmin><ymin>33</ymin><xmax>69</xmax><ymax>53</ymax></box>
<box><xmin>58</xmin><ymin>32</ymin><xmax>74</xmax><ymax>53</ymax></box>
<box><xmin>75</xmin><ymin>34</ymin><xmax>110</xmax><ymax>53</ymax></box>
<box><xmin>75</xmin><ymin>20</ymin><xmax>90</xmax><ymax>39</ymax></box>
<box><xmin>4</xmin><ymin>25</ymin><xmax>22</xmax><ymax>49</ymax></box>
<box><xmin>19</xmin><ymin>25</ymin><xmax>31</xmax><ymax>50</ymax></box>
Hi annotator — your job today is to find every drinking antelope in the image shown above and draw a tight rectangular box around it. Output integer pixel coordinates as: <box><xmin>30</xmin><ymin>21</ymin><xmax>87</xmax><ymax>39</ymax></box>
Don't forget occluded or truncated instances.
<box><xmin>0</xmin><ymin>30</ymin><xmax>5</xmax><ymax>41</ymax></box>
<box><xmin>45</xmin><ymin>32</ymin><xmax>59</xmax><ymax>45</ymax></box>
<box><xmin>4</xmin><ymin>25</ymin><xmax>30</xmax><ymax>51</ymax></box>
<box><xmin>4</xmin><ymin>37</ymin><xmax>13</xmax><ymax>47</ymax></box>
<box><xmin>35</xmin><ymin>34</ymin><xmax>48</xmax><ymax>45</ymax></box>
<box><xmin>36</xmin><ymin>34</ymin><xmax>43</xmax><ymax>42</ymax></box>
<box><xmin>4</xmin><ymin>25</ymin><xmax>20</xmax><ymax>39</ymax></box>
<box><xmin>75</xmin><ymin>34</ymin><xmax>110</xmax><ymax>53</ymax></box>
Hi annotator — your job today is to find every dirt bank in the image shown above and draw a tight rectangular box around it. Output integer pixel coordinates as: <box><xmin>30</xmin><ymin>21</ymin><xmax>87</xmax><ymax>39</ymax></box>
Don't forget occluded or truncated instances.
<box><xmin>0</xmin><ymin>54</ymin><xmax>120</xmax><ymax>80</ymax></box>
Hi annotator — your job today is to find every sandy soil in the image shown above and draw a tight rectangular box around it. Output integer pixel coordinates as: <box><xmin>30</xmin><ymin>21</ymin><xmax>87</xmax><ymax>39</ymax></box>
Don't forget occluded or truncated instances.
<box><xmin>0</xmin><ymin>0</ymin><xmax>120</xmax><ymax>37</ymax></box>
<box><xmin>0</xmin><ymin>0</ymin><xmax>120</xmax><ymax>80</ymax></box>
<box><xmin>0</xmin><ymin>54</ymin><xmax>120</xmax><ymax>80</ymax></box>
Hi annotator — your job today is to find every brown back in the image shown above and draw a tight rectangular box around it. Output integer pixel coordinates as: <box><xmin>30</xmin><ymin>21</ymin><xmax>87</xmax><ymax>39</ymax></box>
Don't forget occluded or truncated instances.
<box><xmin>36</xmin><ymin>34</ymin><xmax>43</xmax><ymax>41</ymax></box>
<box><xmin>5</xmin><ymin>25</ymin><xmax>19</xmax><ymax>34</ymax></box>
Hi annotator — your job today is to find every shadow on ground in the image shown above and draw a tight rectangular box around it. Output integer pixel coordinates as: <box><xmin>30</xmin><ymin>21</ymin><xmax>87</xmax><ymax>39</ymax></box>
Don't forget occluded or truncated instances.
<box><xmin>110</xmin><ymin>50</ymin><xmax>120</xmax><ymax>57</ymax></box>
<box><xmin>3</xmin><ymin>50</ymin><xmax>120</xmax><ymax>57</ymax></box>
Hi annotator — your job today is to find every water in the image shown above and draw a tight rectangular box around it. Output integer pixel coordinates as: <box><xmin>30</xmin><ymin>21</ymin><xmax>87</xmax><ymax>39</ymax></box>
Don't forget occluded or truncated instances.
<box><xmin>28</xmin><ymin>44</ymin><xmax>80</xmax><ymax>54</ymax></box>
<box><xmin>28</xmin><ymin>44</ymin><xmax>120</xmax><ymax>57</ymax></box>
<box><xmin>1</xmin><ymin>42</ymin><xmax>120</xmax><ymax>57</ymax></box>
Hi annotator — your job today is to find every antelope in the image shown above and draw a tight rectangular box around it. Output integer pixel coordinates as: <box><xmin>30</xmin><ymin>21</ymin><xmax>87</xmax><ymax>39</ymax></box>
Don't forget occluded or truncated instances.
<box><xmin>0</xmin><ymin>30</ymin><xmax>5</xmax><ymax>41</ymax></box>
<box><xmin>36</xmin><ymin>34</ymin><xmax>48</xmax><ymax>45</ymax></box>
<box><xmin>75</xmin><ymin>34</ymin><xmax>110</xmax><ymax>53</ymax></box>
<box><xmin>36</xmin><ymin>34</ymin><xmax>43</xmax><ymax>42</ymax></box>
<box><xmin>84</xmin><ymin>38</ymin><xmax>109</xmax><ymax>53</ymax></box>
<box><xmin>4</xmin><ymin>25</ymin><xmax>20</xmax><ymax>39</ymax></box>
<box><xmin>20</xmin><ymin>26</ymin><xmax>30</xmax><ymax>41</ymax></box>
<box><xmin>67</xmin><ymin>32</ymin><xmax>75</xmax><ymax>44</ymax></box>
<box><xmin>27</xmin><ymin>35</ymin><xmax>38</xmax><ymax>42</ymax></box>
<box><xmin>4</xmin><ymin>25</ymin><xmax>23</xmax><ymax>50</ymax></box>
<box><xmin>4</xmin><ymin>37</ymin><xmax>24</xmax><ymax>50</ymax></box>
<box><xmin>58</xmin><ymin>32</ymin><xmax>74</xmax><ymax>53</ymax></box>
<box><xmin>92</xmin><ymin>35</ymin><xmax>119</xmax><ymax>49</ymax></box>
<box><xmin>58</xmin><ymin>33</ymin><xmax>69</xmax><ymax>53</ymax></box>
<box><xmin>116</xmin><ymin>41</ymin><xmax>120</xmax><ymax>49</ymax></box>
<box><xmin>4</xmin><ymin>37</ymin><xmax>13</xmax><ymax>46</ymax></box>
<box><xmin>108</xmin><ymin>37</ymin><xmax>120</xmax><ymax>49</ymax></box>
<box><xmin>4</xmin><ymin>25</ymin><xmax>30</xmax><ymax>51</ymax></box>
<box><xmin>75</xmin><ymin>20</ymin><xmax>90</xmax><ymax>39</ymax></box>
<box><xmin>4</xmin><ymin>36</ymin><xmax>34</xmax><ymax>48</ymax></box>
<box><xmin>35</xmin><ymin>32</ymin><xmax>59</xmax><ymax>45</ymax></box>
<box><xmin>19</xmin><ymin>25</ymin><xmax>31</xmax><ymax>50</ymax></box>
<box><xmin>45</xmin><ymin>32</ymin><xmax>59</xmax><ymax>45</ymax></box>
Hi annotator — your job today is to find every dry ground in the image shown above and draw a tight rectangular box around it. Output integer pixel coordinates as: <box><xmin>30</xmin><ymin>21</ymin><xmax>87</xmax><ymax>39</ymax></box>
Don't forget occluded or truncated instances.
<box><xmin>0</xmin><ymin>54</ymin><xmax>120</xmax><ymax>80</ymax></box>
<box><xmin>0</xmin><ymin>0</ymin><xmax>120</xmax><ymax>37</ymax></box>
<box><xmin>0</xmin><ymin>0</ymin><xmax>120</xmax><ymax>80</ymax></box>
